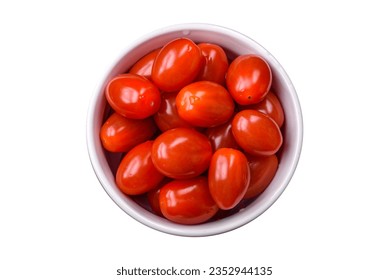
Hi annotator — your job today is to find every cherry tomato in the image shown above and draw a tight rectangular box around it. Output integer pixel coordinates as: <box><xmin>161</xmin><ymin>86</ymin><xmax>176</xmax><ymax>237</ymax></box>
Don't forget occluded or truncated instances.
<box><xmin>205</xmin><ymin>120</ymin><xmax>240</xmax><ymax>151</ymax></box>
<box><xmin>105</xmin><ymin>73</ymin><xmax>161</xmax><ymax>119</ymax></box>
<box><xmin>176</xmin><ymin>81</ymin><xmax>235</xmax><ymax>127</ymax></box>
<box><xmin>226</xmin><ymin>54</ymin><xmax>272</xmax><ymax>105</ymax></box>
<box><xmin>153</xmin><ymin>92</ymin><xmax>194</xmax><ymax>132</ymax></box>
<box><xmin>208</xmin><ymin>148</ymin><xmax>250</xmax><ymax>210</ymax></box>
<box><xmin>244</xmin><ymin>154</ymin><xmax>278</xmax><ymax>199</ymax></box>
<box><xmin>232</xmin><ymin>109</ymin><xmax>283</xmax><ymax>156</ymax></box>
<box><xmin>147</xmin><ymin>187</ymin><xmax>162</xmax><ymax>216</ymax></box>
<box><xmin>159</xmin><ymin>177</ymin><xmax>218</xmax><ymax>224</ymax></box>
<box><xmin>240</xmin><ymin>90</ymin><xmax>284</xmax><ymax>127</ymax></box>
<box><xmin>152</xmin><ymin>38</ymin><xmax>203</xmax><ymax>92</ymax></box>
<box><xmin>151</xmin><ymin>127</ymin><xmax>212</xmax><ymax>179</ymax></box>
<box><xmin>129</xmin><ymin>48</ymin><xmax>161</xmax><ymax>80</ymax></box>
<box><xmin>197</xmin><ymin>43</ymin><xmax>228</xmax><ymax>85</ymax></box>
<box><xmin>100</xmin><ymin>112</ymin><xmax>157</xmax><ymax>152</ymax></box>
<box><xmin>116</xmin><ymin>141</ymin><xmax>165</xmax><ymax>195</ymax></box>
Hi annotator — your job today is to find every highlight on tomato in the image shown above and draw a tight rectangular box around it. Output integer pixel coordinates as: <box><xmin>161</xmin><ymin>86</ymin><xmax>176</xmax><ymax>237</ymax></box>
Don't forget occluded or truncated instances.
<box><xmin>105</xmin><ymin>73</ymin><xmax>161</xmax><ymax>119</ymax></box>
<box><xmin>226</xmin><ymin>54</ymin><xmax>272</xmax><ymax>105</ymax></box>
<box><xmin>176</xmin><ymin>81</ymin><xmax>235</xmax><ymax>127</ymax></box>
<box><xmin>151</xmin><ymin>127</ymin><xmax>213</xmax><ymax>179</ymax></box>
<box><xmin>151</xmin><ymin>38</ymin><xmax>203</xmax><ymax>92</ymax></box>
<box><xmin>159</xmin><ymin>176</ymin><xmax>219</xmax><ymax>225</ymax></box>
<box><xmin>208</xmin><ymin>148</ymin><xmax>250</xmax><ymax>210</ymax></box>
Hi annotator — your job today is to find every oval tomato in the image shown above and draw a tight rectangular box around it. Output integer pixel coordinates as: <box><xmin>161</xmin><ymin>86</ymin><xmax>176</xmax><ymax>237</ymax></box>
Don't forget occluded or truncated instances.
<box><xmin>116</xmin><ymin>141</ymin><xmax>165</xmax><ymax>195</ymax></box>
<box><xmin>151</xmin><ymin>127</ymin><xmax>212</xmax><ymax>179</ymax></box>
<box><xmin>244</xmin><ymin>154</ymin><xmax>278</xmax><ymax>199</ymax></box>
<box><xmin>147</xmin><ymin>186</ymin><xmax>163</xmax><ymax>216</ymax></box>
<box><xmin>240</xmin><ymin>90</ymin><xmax>284</xmax><ymax>127</ymax></box>
<box><xmin>226</xmin><ymin>54</ymin><xmax>272</xmax><ymax>105</ymax></box>
<box><xmin>232</xmin><ymin>109</ymin><xmax>283</xmax><ymax>156</ymax></box>
<box><xmin>129</xmin><ymin>48</ymin><xmax>161</xmax><ymax>80</ymax></box>
<box><xmin>205</xmin><ymin>120</ymin><xmax>240</xmax><ymax>151</ymax></box>
<box><xmin>105</xmin><ymin>73</ymin><xmax>161</xmax><ymax>119</ymax></box>
<box><xmin>152</xmin><ymin>38</ymin><xmax>203</xmax><ymax>92</ymax></box>
<box><xmin>176</xmin><ymin>81</ymin><xmax>235</xmax><ymax>127</ymax></box>
<box><xmin>153</xmin><ymin>92</ymin><xmax>194</xmax><ymax>132</ymax></box>
<box><xmin>197</xmin><ymin>43</ymin><xmax>228</xmax><ymax>85</ymax></box>
<box><xmin>159</xmin><ymin>177</ymin><xmax>218</xmax><ymax>224</ymax></box>
<box><xmin>208</xmin><ymin>148</ymin><xmax>250</xmax><ymax>210</ymax></box>
<box><xmin>100</xmin><ymin>112</ymin><xmax>157</xmax><ymax>152</ymax></box>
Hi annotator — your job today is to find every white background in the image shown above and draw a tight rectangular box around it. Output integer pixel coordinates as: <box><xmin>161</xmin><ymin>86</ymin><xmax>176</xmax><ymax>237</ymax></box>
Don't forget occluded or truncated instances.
<box><xmin>1</xmin><ymin>0</ymin><xmax>388</xmax><ymax>279</ymax></box>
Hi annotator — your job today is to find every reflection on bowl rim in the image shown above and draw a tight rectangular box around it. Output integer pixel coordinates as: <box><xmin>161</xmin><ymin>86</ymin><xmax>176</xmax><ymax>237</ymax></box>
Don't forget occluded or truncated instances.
<box><xmin>86</xmin><ymin>23</ymin><xmax>303</xmax><ymax>237</ymax></box>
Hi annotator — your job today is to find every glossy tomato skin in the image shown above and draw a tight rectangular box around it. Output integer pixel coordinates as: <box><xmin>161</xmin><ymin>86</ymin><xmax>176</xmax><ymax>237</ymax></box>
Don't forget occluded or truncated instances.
<box><xmin>240</xmin><ymin>91</ymin><xmax>284</xmax><ymax>127</ymax></box>
<box><xmin>116</xmin><ymin>141</ymin><xmax>165</xmax><ymax>195</ymax></box>
<box><xmin>100</xmin><ymin>112</ymin><xmax>157</xmax><ymax>152</ymax></box>
<box><xmin>151</xmin><ymin>38</ymin><xmax>204</xmax><ymax>92</ymax></box>
<box><xmin>232</xmin><ymin>110</ymin><xmax>283</xmax><ymax>156</ymax></box>
<box><xmin>208</xmin><ymin>148</ymin><xmax>250</xmax><ymax>210</ymax></box>
<box><xmin>176</xmin><ymin>81</ymin><xmax>235</xmax><ymax>127</ymax></box>
<box><xmin>129</xmin><ymin>48</ymin><xmax>161</xmax><ymax>80</ymax></box>
<box><xmin>151</xmin><ymin>127</ymin><xmax>212</xmax><ymax>179</ymax></box>
<box><xmin>197</xmin><ymin>43</ymin><xmax>229</xmax><ymax>85</ymax></box>
<box><xmin>105</xmin><ymin>73</ymin><xmax>161</xmax><ymax>119</ymax></box>
<box><xmin>205</xmin><ymin>120</ymin><xmax>240</xmax><ymax>151</ymax></box>
<box><xmin>152</xmin><ymin>38</ymin><xmax>203</xmax><ymax>92</ymax></box>
<box><xmin>226</xmin><ymin>54</ymin><xmax>272</xmax><ymax>105</ymax></box>
<box><xmin>159</xmin><ymin>177</ymin><xmax>218</xmax><ymax>225</ymax></box>
<box><xmin>153</xmin><ymin>92</ymin><xmax>194</xmax><ymax>132</ymax></box>
<box><xmin>147</xmin><ymin>187</ymin><xmax>163</xmax><ymax>216</ymax></box>
<box><xmin>244</xmin><ymin>154</ymin><xmax>278</xmax><ymax>199</ymax></box>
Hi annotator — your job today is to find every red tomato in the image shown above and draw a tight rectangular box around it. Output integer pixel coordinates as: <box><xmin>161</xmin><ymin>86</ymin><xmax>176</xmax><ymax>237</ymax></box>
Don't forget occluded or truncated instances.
<box><xmin>152</xmin><ymin>38</ymin><xmax>203</xmax><ymax>92</ymax></box>
<box><xmin>100</xmin><ymin>112</ymin><xmax>157</xmax><ymax>152</ymax></box>
<box><xmin>153</xmin><ymin>92</ymin><xmax>194</xmax><ymax>132</ymax></box>
<box><xmin>105</xmin><ymin>73</ymin><xmax>161</xmax><ymax>119</ymax></box>
<box><xmin>129</xmin><ymin>48</ymin><xmax>161</xmax><ymax>80</ymax></box>
<box><xmin>205</xmin><ymin>120</ymin><xmax>240</xmax><ymax>151</ymax></box>
<box><xmin>232</xmin><ymin>110</ymin><xmax>283</xmax><ymax>156</ymax></box>
<box><xmin>244</xmin><ymin>154</ymin><xmax>278</xmax><ymax>199</ymax></box>
<box><xmin>240</xmin><ymin>90</ymin><xmax>284</xmax><ymax>127</ymax></box>
<box><xmin>176</xmin><ymin>81</ymin><xmax>235</xmax><ymax>127</ymax></box>
<box><xmin>151</xmin><ymin>127</ymin><xmax>212</xmax><ymax>179</ymax></box>
<box><xmin>159</xmin><ymin>177</ymin><xmax>218</xmax><ymax>224</ymax></box>
<box><xmin>226</xmin><ymin>54</ymin><xmax>272</xmax><ymax>105</ymax></box>
<box><xmin>147</xmin><ymin>187</ymin><xmax>162</xmax><ymax>216</ymax></box>
<box><xmin>197</xmin><ymin>43</ymin><xmax>228</xmax><ymax>85</ymax></box>
<box><xmin>116</xmin><ymin>141</ymin><xmax>165</xmax><ymax>195</ymax></box>
<box><xmin>208</xmin><ymin>148</ymin><xmax>250</xmax><ymax>210</ymax></box>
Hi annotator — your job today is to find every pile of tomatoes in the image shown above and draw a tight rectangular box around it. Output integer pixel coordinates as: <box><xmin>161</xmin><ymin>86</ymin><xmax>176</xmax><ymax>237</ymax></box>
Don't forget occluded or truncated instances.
<box><xmin>100</xmin><ymin>37</ymin><xmax>285</xmax><ymax>225</ymax></box>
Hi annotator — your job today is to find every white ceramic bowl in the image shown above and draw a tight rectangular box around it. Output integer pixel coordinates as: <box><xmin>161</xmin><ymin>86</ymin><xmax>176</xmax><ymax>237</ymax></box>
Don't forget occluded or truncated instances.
<box><xmin>86</xmin><ymin>23</ymin><xmax>303</xmax><ymax>236</ymax></box>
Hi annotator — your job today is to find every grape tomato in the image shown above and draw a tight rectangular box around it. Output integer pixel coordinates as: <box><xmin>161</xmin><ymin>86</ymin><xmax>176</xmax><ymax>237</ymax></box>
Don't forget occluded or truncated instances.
<box><xmin>208</xmin><ymin>148</ymin><xmax>250</xmax><ymax>210</ymax></box>
<box><xmin>226</xmin><ymin>54</ymin><xmax>272</xmax><ymax>105</ymax></box>
<box><xmin>176</xmin><ymin>81</ymin><xmax>235</xmax><ymax>127</ymax></box>
<box><xmin>240</xmin><ymin>90</ymin><xmax>284</xmax><ymax>127</ymax></box>
<box><xmin>100</xmin><ymin>112</ymin><xmax>157</xmax><ymax>153</ymax></box>
<box><xmin>232</xmin><ymin>109</ymin><xmax>283</xmax><ymax>156</ymax></box>
<box><xmin>153</xmin><ymin>91</ymin><xmax>194</xmax><ymax>132</ymax></box>
<box><xmin>197</xmin><ymin>43</ymin><xmax>229</xmax><ymax>85</ymax></box>
<box><xmin>151</xmin><ymin>128</ymin><xmax>213</xmax><ymax>179</ymax></box>
<box><xmin>116</xmin><ymin>141</ymin><xmax>165</xmax><ymax>195</ymax></box>
<box><xmin>129</xmin><ymin>48</ymin><xmax>161</xmax><ymax>80</ymax></box>
<box><xmin>159</xmin><ymin>177</ymin><xmax>219</xmax><ymax>225</ymax></box>
<box><xmin>105</xmin><ymin>73</ymin><xmax>161</xmax><ymax>119</ymax></box>
<box><xmin>244</xmin><ymin>154</ymin><xmax>278</xmax><ymax>199</ymax></box>
<box><xmin>151</xmin><ymin>38</ymin><xmax>203</xmax><ymax>92</ymax></box>
<box><xmin>205</xmin><ymin>121</ymin><xmax>240</xmax><ymax>151</ymax></box>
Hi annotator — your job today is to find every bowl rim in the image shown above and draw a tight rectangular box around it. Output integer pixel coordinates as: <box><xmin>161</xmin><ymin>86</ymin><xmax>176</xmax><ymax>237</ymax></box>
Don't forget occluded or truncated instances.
<box><xmin>86</xmin><ymin>23</ymin><xmax>303</xmax><ymax>237</ymax></box>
